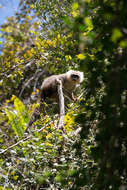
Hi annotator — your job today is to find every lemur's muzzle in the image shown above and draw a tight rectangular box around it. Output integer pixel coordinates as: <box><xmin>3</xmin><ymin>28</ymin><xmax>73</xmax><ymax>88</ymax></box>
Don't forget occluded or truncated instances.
<box><xmin>71</xmin><ymin>74</ymin><xmax>79</xmax><ymax>81</ymax></box>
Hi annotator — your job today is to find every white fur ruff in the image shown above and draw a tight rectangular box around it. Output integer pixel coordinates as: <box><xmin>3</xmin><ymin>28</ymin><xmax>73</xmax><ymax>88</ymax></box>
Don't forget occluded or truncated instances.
<box><xmin>66</xmin><ymin>70</ymin><xmax>84</xmax><ymax>83</ymax></box>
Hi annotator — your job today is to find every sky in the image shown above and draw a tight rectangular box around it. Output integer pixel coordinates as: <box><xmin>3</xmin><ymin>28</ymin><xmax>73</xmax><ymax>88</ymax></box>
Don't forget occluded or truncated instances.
<box><xmin>0</xmin><ymin>0</ymin><xmax>20</xmax><ymax>25</ymax></box>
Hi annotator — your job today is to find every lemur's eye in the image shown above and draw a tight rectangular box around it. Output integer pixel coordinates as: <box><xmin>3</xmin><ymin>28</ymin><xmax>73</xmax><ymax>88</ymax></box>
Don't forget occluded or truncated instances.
<box><xmin>71</xmin><ymin>74</ymin><xmax>79</xmax><ymax>81</ymax></box>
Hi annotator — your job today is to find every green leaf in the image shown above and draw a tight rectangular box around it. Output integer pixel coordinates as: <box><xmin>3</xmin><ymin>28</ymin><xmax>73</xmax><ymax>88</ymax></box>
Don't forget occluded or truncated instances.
<box><xmin>72</xmin><ymin>2</ymin><xmax>79</xmax><ymax>11</ymax></box>
<box><xmin>111</xmin><ymin>28</ymin><xmax>123</xmax><ymax>43</ymax></box>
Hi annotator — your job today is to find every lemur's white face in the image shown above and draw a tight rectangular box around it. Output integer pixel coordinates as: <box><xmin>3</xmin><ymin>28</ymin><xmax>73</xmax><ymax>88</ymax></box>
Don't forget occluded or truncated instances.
<box><xmin>66</xmin><ymin>70</ymin><xmax>84</xmax><ymax>84</ymax></box>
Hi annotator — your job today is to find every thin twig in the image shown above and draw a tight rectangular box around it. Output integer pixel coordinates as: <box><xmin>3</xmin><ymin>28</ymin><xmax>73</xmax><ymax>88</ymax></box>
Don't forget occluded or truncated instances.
<box><xmin>33</xmin><ymin>71</ymin><xmax>45</xmax><ymax>91</ymax></box>
<box><xmin>19</xmin><ymin>69</ymin><xmax>44</xmax><ymax>98</ymax></box>
<box><xmin>0</xmin><ymin>136</ymin><xmax>31</xmax><ymax>154</ymax></box>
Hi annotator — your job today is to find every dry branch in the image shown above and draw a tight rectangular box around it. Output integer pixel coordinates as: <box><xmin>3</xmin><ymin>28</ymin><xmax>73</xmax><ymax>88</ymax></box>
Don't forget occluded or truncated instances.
<box><xmin>56</xmin><ymin>79</ymin><xmax>65</xmax><ymax>129</ymax></box>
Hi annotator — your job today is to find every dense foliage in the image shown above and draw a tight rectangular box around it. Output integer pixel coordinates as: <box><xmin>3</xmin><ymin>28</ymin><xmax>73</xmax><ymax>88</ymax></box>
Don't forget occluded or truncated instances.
<box><xmin>74</xmin><ymin>1</ymin><xmax>127</xmax><ymax>189</ymax></box>
<box><xmin>0</xmin><ymin>0</ymin><xmax>127</xmax><ymax>189</ymax></box>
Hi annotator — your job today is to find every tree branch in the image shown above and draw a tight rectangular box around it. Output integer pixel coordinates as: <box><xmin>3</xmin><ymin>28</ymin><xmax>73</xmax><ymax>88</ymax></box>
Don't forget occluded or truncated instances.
<box><xmin>56</xmin><ymin>79</ymin><xmax>65</xmax><ymax>129</ymax></box>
